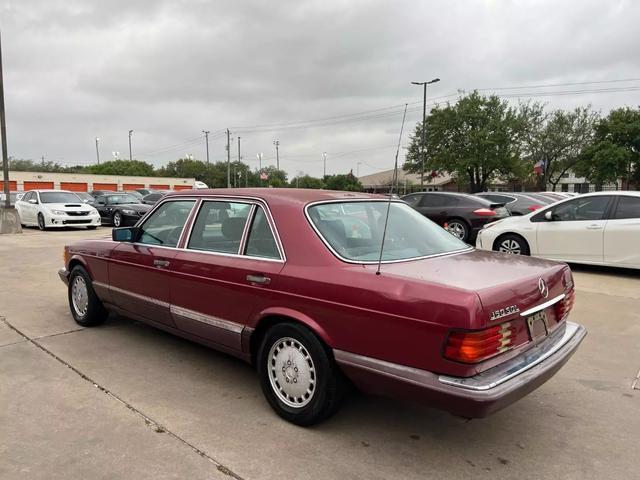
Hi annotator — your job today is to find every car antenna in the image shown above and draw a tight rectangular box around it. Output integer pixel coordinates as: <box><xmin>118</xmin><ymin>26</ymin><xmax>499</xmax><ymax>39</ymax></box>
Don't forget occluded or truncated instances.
<box><xmin>376</xmin><ymin>103</ymin><xmax>408</xmax><ymax>276</ymax></box>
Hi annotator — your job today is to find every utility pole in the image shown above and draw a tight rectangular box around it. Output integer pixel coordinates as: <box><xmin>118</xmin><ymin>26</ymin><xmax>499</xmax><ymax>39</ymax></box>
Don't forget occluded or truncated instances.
<box><xmin>322</xmin><ymin>152</ymin><xmax>327</xmax><ymax>178</ymax></box>
<box><xmin>95</xmin><ymin>137</ymin><xmax>100</xmax><ymax>164</ymax></box>
<box><xmin>237</xmin><ymin>136</ymin><xmax>241</xmax><ymax>165</ymax></box>
<box><xmin>257</xmin><ymin>152</ymin><xmax>263</xmax><ymax>187</ymax></box>
<box><xmin>226</xmin><ymin>129</ymin><xmax>231</xmax><ymax>188</ymax></box>
<box><xmin>41</xmin><ymin>155</ymin><xmax>45</xmax><ymax>167</ymax></box>
<box><xmin>1</xmin><ymin>31</ymin><xmax>11</xmax><ymax>209</ymax></box>
<box><xmin>202</xmin><ymin>130</ymin><xmax>210</xmax><ymax>164</ymax></box>
<box><xmin>411</xmin><ymin>78</ymin><xmax>440</xmax><ymax>190</ymax></box>
<box><xmin>128</xmin><ymin>129</ymin><xmax>133</xmax><ymax>161</ymax></box>
<box><xmin>273</xmin><ymin>140</ymin><xmax>280</xmax><ymax>170</ymax></box>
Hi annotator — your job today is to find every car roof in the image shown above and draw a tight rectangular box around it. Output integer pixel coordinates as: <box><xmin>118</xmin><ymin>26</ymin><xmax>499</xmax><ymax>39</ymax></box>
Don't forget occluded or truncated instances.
<box><xmin>166</xmin><ymin>188</ymin><xmax>387</xmax><ymax>206</ymax></box>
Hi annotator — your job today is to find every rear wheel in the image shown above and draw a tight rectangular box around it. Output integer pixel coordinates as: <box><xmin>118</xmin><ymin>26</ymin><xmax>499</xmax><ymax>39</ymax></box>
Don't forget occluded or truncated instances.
<box><xmin>37</xmin><ymin>213</ymin><xmax>47</xmax><ymax>231</ymax></box>
<box><xmin>112</xmin><ymin>211</ymin><xmax>122</xmax><ymax>227</ymax></box>
<box><xmin>257</xmin><ymin>322</ymin><xmax>345</xmax><ymax>426</ymax></box>
<box><xmin>68</xmin><ymin>266</ymin><xmax>108</xmax><ymax>326</ymax></box>
<box><xmin>445</xmin><ymin>219</ymin><xmax>469</xmax><ymax>242</ymax></box>
<box><xmin>495</xmin><ymin>234</ymin><xmax>530</xmax><ymax>256</ymax></box>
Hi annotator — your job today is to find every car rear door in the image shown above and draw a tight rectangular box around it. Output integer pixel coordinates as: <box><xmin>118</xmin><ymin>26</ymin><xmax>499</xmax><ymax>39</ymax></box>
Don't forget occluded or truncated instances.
<box><xmin>603</xmin><ymin>195</ymin><xmax>640</xmax><ymax>268</ymax></box>
<box><xmin>169</xmin><ymin>200</ymin><xmax>285</xmax><ymax>352</ymax></box>
<box><xmin>414</xmin><ymin>193</ymin><xmax>451</xmax><ymax>225</ymax></box>
<box><xmin>108</xmin><ymin>199</ymin><xmax>197</xmax><ymax>327</ymax></box>
<box><xmin>534</xmin><ymin>195</ymin><xmax>613</xmax><ymax>263</ymax></box>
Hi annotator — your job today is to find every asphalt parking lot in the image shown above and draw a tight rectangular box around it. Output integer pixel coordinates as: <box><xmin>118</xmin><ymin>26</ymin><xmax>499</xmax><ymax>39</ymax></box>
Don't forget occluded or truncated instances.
<box><xmin>1</xmin><ymin>227</ymin><xmax>639</xmax><ymax>480</ymax></box>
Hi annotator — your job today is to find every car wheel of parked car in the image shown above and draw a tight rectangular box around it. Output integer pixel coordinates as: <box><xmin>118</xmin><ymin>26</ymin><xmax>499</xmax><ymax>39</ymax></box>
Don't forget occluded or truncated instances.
<box><xmin>494</xmin><ymin>234</ymin><xmax>530</xmax><ymax>256</ymax></box>
<box><xmin>257</xmin><ymin>322</ymin><xmax>345</xmax><ymax>426</ymax></box>
<box><xmin>37</xmin><ymin>213</ymin><xmax>47</xmax><ymax>231</ymax></box>
<box><xmin>445</xmin><ymin>219</ymin><xmax>468</xmax><ymax>242</ymax></box>
<box><xmin>112</xmin><ymin>211</ymin><xmax>122</xmax><ymax>227</ymax></box>
<box><xmin>68</xmin><ymin>266</ymin><xmax>108</xmax><ymax>327</ymax></box>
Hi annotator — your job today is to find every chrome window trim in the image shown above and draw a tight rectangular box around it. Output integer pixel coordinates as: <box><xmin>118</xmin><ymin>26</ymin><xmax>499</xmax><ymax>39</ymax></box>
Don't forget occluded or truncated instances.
<box><xmin>181</xmin><ymin>197</ymin><xmax>286</xmax><ymax>263</ymax></box>
<box><xmin>519</xmin><ymin>293</ymin><xmax>565</xmax><ymax>317</ymax></box>
<box><xmin>238</xmin><ymin>204</ymin><xmax>256</xmax><ymax>255</ymax></box>
<box><xmin>133</xmin><ymin>198</ymin><xmax>199</xmax><ymax>249</ymax></box>
<box><xmin>304</xmin><ymin>198</ymin><xmax>473</xmax><ymax>265</ymax></box>
<box><xmin>242</xmin><ymin>204</ymin><xmax>283</xmax><ymax>260</ymax></box>
<box><xmin>170</xmin><ymin>305</ymin><xmax>243</xmax><ymax>334</ymax></box>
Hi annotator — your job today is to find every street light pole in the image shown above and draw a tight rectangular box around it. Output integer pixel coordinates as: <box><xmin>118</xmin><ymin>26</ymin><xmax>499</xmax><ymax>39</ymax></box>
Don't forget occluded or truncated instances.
<box><xmin>226</xmin><ymin>129</ymin><xmax>231</xmax><ymax>188</ymax></box>
<box><xmin>95</xmin><ymin>137</ymin><xmax>100</xmax><ymax>164</ymax></box>
<box><xmin>128</xmin><ymin>129</ymin><xmax>133</xmax><ymax>161</ymax></box>
<box><xmin>0</xmin><ymin>31</ymin><xmax>11</xmax><ymax>210</ymax></box>
<box><xmin>273</xmin><ymin>140</ymin><xmax>280</xmax><ymax>170</ymax></box>
<box><xmin>322</xmin><ymin>152</ymin><xmax>327</xmax><ymax>178</ymax></box>
<box><xmin>202</xmin><ymin>130</ymin><xmax>210</xmax><ymax>164</ymax></box>
<box><xmin>411</xmin><ymin>78</ymin><xmax>440</xmax><ymax>190</ymax></box>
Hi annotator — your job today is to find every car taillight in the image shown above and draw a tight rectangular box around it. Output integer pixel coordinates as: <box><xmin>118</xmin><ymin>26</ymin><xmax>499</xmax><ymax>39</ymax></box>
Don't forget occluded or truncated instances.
<box><xmin>473</xmin><ymin>208</ymin><xmax>497</xmax><ymax>217</ymax></box>
<box><xmin>555</xmin><ymin>288</ymin><xmax>575</xmax><ymax>322</ymax></box>
<box><xmin>444</xmin><ymin>322</ymin><xmax>516</xmax><ymax>363</ymax></box>
<box><xmin>527</xmin><ymin>205</ymin><xmax>543</xmax><ymax>212</ymax></box>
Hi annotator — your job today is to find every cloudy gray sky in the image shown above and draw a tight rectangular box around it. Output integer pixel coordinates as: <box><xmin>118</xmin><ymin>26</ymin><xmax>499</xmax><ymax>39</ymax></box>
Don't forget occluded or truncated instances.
<box><xmin>1</xmin><ymin>0</ymin><xmax>639</xmax><ymax>178</ymax></box>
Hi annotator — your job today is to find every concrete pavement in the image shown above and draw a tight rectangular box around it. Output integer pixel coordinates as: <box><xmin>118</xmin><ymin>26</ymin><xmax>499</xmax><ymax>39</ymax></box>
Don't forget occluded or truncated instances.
<box><xmin>1</xmin><ymin>228</ymin><xmax>639</xmax><ymax>479</ymax></box>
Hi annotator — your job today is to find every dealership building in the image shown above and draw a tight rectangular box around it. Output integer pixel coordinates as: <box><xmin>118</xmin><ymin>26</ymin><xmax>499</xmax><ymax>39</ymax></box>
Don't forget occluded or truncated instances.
<box><xmin>5</xmin><ymin>171</ymin><xmax>197</xmax><ymax>192</ymax></box>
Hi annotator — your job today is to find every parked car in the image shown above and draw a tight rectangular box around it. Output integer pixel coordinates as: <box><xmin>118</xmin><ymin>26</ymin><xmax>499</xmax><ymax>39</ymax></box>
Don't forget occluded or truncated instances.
<box><xmin>59</xmin><ymin>189</ymin><xmax>585</xmax><ymax>425</ymax></box>
<box><xmin>475</xmin><ymin>192</ymin><xmax>553</xmax><ymax>216</ymax></box>
<box><xmin>89</xmin><ymin>190</ymin><xmax>115</xmax><ymax>198</ymax></box>
<box><xmin>15</xmin><ymin>190</ymin><xmax>101</xmax><ymax>230</ymax></box>
<box><xmin>476</xmin><ymin>191</ymin><xmax>640</xmax><ymax>269</ymax></box>
<box><xmin>0</xmin><ymin>191</ymin><xmax>24</xmax><ymax>206</ymax></box>
<box><xmin>136</xmin><ymin>188</ymin><xmax>158</xmax><ymax>197</ymax></box>
<box><xmin>142</xmin><ymin>191</ymin><xmax>169</xmax><ymax>205</ymax></box>
<box><xmin>123</xmin><ymin>190</ymin><xmax>144</xmax><ymax>200</ymax></box>
<box><xmin>401</xmin><ymin>192</ymin><xmax>510</xmax><ymax>242</ymax></box>
<box><xmin>94</xmin><ymin>193</ymin><xmax>151</xmax><ymax>227</ymax></box>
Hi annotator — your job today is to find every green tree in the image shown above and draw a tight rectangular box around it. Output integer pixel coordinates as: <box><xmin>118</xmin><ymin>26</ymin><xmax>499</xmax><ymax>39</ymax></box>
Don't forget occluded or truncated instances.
<box><xmin>85</xmin><ymin>159</ymin><xmax>156</xmax><ymax>176</ymax></box>
<box><xmin>525</xmin><ymin>106</ymin><xmax>599</xmax><ymax>191</ymax></box>
<box><xmin>290</xmin><ymin>174</ymin><xmax>323</xmax><ymax>189</ymax></box>
<box><xmin>324</xmin><ymin>172</ymin><xmax>362</xmax><ymax>191</ymax></box>
<box><xmin>404</xmin><ymin>91</ymin><xmax>531</xmax><ymax>192</ymax></box>
<box><xmin>9</xmin><ymin>158</ymin><xmax>82</xmax><ymax>173</ymax></box>
<box><xmin>575</xmin><ymin>107</ymin><xmax>640</xmax><ymax>189</ymax></box>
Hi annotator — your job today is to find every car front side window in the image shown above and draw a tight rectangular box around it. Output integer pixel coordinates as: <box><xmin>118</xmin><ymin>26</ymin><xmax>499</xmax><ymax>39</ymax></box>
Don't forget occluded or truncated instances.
<box><xmin>137</xmin><ymin>200</ymin><xmax>196</xmax><ymax>248</ymax></box>
<box><xmin>187</xmin><ymin>201</ymin><xmax>251</xmax><ymax>254</ymax></box>
<box><xmin>550</xmin><ymin>196</ymin><xmax>611</xmax><ymax>221</ymax></box>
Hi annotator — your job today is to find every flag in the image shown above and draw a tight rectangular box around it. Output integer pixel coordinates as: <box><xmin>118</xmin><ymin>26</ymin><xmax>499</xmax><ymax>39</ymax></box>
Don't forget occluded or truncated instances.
<box><xmin>260</xmin><ymin>171</ymin><xmax>269</xmax><ymax>180</ymax></box>
<box><xmin>533</xmin><ymin>160</ymin><xmax>544</xmax><ymax>175</ymax></box>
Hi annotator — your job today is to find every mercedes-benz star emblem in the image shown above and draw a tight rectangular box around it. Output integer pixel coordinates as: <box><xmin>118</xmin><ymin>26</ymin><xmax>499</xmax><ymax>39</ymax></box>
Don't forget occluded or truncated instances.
<box><xmin>538</xmin><ymin>278</ymin><xmax>549</xmax><ymax>298</ymax></box>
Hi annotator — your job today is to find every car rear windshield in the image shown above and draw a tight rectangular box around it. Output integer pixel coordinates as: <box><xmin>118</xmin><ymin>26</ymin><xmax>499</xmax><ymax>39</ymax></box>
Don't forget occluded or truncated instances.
<box><xmin>107</xmin><ymin>194</ymin><xmax>141</xmax><ymax>204</ymax></box>
<box><xmin>307</xmin><ymin>201</ymin><xmax>469</xmax><ymax>262</ymax></box>
<box><xmin>39</xmin><ymin>192</ymin><xmax>82</xmax><ymax>203</ymax></box>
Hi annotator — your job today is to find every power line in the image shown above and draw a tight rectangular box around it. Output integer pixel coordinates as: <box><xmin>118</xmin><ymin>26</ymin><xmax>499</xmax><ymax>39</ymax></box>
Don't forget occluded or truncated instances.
<box><xmin>476</xmin><ymin>77</ymin><xmax>640</xmax><ymax>92</ymax></box>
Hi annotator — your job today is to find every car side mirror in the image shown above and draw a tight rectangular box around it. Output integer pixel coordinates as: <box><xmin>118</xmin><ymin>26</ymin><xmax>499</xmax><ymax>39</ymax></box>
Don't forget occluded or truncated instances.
<box><xmin>112</xmin><ymin>227</ymin><xmax>139</xmax><ymax>242</ymax></box>
<box><xmin>28</xmin><ymin>199</ymin><xmax>37</xmax><ymax>204</ymax></box>
<box><xmin>544</xmin><ymin>211</ymin><xmax>554</xmax><ymax>221</ymax></box>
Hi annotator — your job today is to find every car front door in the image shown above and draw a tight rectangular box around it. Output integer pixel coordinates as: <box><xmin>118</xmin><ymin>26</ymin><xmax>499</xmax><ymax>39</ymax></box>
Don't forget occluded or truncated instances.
<box><xmin>534</xmin><ymin>195</ymin><xmax>613</xmax><ymax>263</ymax></box>
<box><xmin>414</xmin><ymin>194</ymin><xmax>451</xmax><ymax>225</ymax></box>
<box><xmin>17</xmin><ymin>192</ymin><xmax>34</xmax><ymax>223</ymax></box>
<box><xmin>108</xmin><ymin>199</ymin><xmax>197</xmax><ymax>327</ymax></box>
<box><xmin>169</xmin><ymin>200</ymin><xmax>285</xmax><ymax>352</ymax></box>
<box><xmin>603</xmin><ymin>195</ymin><xmax>640</xmax><ymax>268</ymax></box>
<box><xmin>95</xmin><ymin>197</ymin><xmax>110</xmax><ymax>222</ymax></box>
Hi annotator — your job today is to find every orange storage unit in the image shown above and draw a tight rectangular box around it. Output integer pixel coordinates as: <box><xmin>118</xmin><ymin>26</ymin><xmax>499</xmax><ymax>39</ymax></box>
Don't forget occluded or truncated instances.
<box><xmin>172</xmin><ymin>185</ymin><xmax>193</xmax><ymax>190</ymax></box>
<box><xmin>60</xmin><ymin>182</ymin><xmax>88</xmax><ymax>192</ymax></box>
<box><xmin>8</xmin><ymin>181</ymin><xmax>17</xmax><ymax>191</ymax></box>
<box><xmin>24</xmin><ymin>181</ymin><xmax>54</xmax><ymax>190</ymax></box>
<box><xmin>92</xmin><ymin>183</ymin><xmax>118</xmax><ymax>191</ymax></box>
<box><xmin>123</xmin><ymin>183</ymin><xmax>145</xmax><ymax>190</ymax></box>
<box><xmin>150</xmin><ymin>184</ymin><xmax>170</xmax><ymax>190</ymax></box>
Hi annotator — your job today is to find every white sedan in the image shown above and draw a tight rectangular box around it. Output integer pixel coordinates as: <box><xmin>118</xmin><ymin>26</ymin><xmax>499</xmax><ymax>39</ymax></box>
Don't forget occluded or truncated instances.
<box><xmin>16</xmin><ymin>190</ymin><xmax>101</xmax><ymax>230</ymax></box>
<box><xmin>476</xmin><ymin>191</ymin><xmax>640</xmax><ymax>269</ymax></box>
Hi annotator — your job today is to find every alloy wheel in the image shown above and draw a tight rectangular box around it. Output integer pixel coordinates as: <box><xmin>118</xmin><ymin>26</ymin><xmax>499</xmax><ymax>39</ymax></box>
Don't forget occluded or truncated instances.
<box><xmin>268</xmin><ymin>336</ymin><xmax>316</xmax><ymax>408</ymax></box>
<box><xmin>71</xmin><ymin>275</ymin><xmax>89</xmax><ymax>317</ymax></box>
<box><xmin>499</xmin><ymin>239</ymin><xmax>522</xmax><ymax>255</ymax></box>
<box><xmin>37</xmin><ymin>214</ymin><xmax>45</xmax><ymax>230</ymax></box>
<box><xmin>113</xmin><ymin>212</ymin><xmax>121</xmax><ymax>227</ymax></box>
<box><xmin>446</xmin><ymin>221</ymin><xmax>466</xmax><ymax>240</ymax></box>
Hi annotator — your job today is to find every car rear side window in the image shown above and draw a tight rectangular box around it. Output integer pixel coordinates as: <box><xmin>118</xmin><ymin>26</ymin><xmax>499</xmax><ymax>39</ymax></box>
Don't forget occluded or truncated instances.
<box><xmin>613</xmin><ymin>196</ymin><xmax>640</xmax><ymax>219</ymax></box>
<box><xmin>188</xmin><ymin>201</ymin><xmax>251</xmax><ymax>254</ymax></box>
<box><xmin>244</xmin><ymin>206</ymin><xmax>281</xmax><ymax>259</ymax></box>
<box><xmin>138</xmin><ymin>200</ymin><xmax>196</xmax><ymax>248</ymax></box>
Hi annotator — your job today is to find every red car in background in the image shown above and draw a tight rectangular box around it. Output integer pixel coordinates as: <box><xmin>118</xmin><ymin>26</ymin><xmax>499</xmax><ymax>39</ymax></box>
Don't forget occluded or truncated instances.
<box><xmin>59</xmin><ymin>189</ymin><xmax>586</xmax><ymax>425</ymax></box>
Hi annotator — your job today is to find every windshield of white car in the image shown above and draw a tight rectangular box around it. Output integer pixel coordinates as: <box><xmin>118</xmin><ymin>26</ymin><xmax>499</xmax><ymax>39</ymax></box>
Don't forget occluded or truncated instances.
<box><xmin>39</xmin><ymin>192</ymin><xmax>83</xmax><ymax>204</ymax></box>
<box><xmin>105</xmin><ymin>194</ymin><xmax>141</xmax><ymax>205</ymax></box>
<box><xmin>308</xmin><ymin>201</ymin><xmax>469</xmax><ymax>262</ymax></box>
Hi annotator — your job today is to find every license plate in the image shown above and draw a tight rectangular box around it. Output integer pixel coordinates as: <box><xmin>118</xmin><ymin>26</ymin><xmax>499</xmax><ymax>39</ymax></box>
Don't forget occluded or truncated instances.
<box><xmin>526</xmin><ymin>311</ymin><xmax>549</xmax><ymax>341</ymax></box>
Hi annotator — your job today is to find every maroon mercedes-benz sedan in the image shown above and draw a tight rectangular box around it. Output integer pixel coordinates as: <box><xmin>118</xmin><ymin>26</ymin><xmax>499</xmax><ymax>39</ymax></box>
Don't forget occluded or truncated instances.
<box><xmin>59</xmin><ymin>189</ymin><xmax>586</xmax><ymax>425</ymax></box>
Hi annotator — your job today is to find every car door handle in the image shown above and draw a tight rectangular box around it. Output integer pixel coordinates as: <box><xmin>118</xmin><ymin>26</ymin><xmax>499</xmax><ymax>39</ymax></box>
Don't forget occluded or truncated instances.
<box><xmin>246</xmin><ymin>274</ymin><xmax>271</xmax><ymax>285</ymax></box>
<box><xmin>586</xmin><ymin>225</ymin><xmax>603</xmax><ymax>230</ymax></box>
<box><xmin>153</xmin><ymin>259</ymin><xmax>171</xmax><ymax>268</ymax></box>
